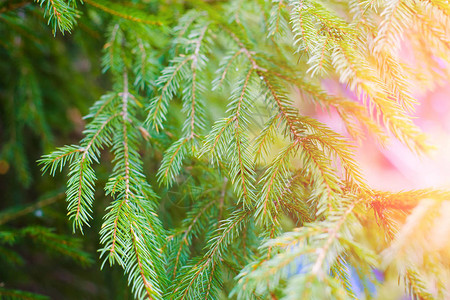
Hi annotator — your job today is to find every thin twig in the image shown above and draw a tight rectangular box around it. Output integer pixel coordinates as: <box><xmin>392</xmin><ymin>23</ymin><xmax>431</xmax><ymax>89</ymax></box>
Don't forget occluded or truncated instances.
<box><xmin>0</xmin><ymin>192</ymin><xmax>64</xmax><ymax>226</ymax></box>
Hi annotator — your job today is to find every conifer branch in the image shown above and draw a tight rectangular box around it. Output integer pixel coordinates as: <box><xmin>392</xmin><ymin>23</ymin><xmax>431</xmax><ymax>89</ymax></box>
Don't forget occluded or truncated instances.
<box><xmin>254</xmin><ymin>113</ymin><xmax>282</xmax><ymax>161</ymax></box>
<box><xmin>130</xmin><ymin>226</ymin><xmax>155</xmax><ymax>300</ymax></box>
<box><xmin>332</xmin><ymin>42</ymin><xmax>431</xmax><ymax>153</ymax></box>
<box><xmin>372</xmin><ymin>0</ymin><xmax>410</xmax><ymax>54</ymax></box>
<box><xmin>403</xmin><ymin>268</ymin><xmax>435</xmax><ymax>300</ymax></box>
<box><xmin>369</xmin><ymin>189</ymin><xmax>450</xmax><ymax>211</ymax></box>
<box><xmin>268</xmin><ymin>0</ymin><xmax>287</xmax><ymax>37</ymax></box>
<box><xmin>255</xmin><ymin>140</ymin><xmax>298</xmax><ymax>226</ymax></box>
<box><xmin>173</xmin><ymin>209</ymin><xmax>252</xmax><ymax>299</ymax></box>
<box><xmin>290</xmin><ymin>0</ymin><xmax>311</xmax><ymax>52</ymax></box>
<box><xmin>35</xmin><ymin>0</ymin><xmax>78</xmax><ymax>34</ymax></box>
<box><xmin>121</xmin><ymin>72</ymin><xmax>130</xmax><ymax>202</ymax></box>
<box><xmin>107</xmin><ymin>72</ymin><xmax>132</xmax><ymax>255</ymax></box>
<box><xmin>311</xmin><ymin>199</ymin><xmax>358</xmax><ymax>275</ymax></box>
<box><xmin>0</xmin><ymin>192</ymin><xmax>64</xmax><ymax>226</ymax></box>
<box><xmin>215</xmin><ymin>49</ymin><xmax>244</xmax><ymax>88</ymax></box>
<box><xmin>83</xmin><ymin>0</ymin><xmax>164</xmax><ymax>26</ymax></box>
<box><xmin>233</xmin><ymin>68</ymin><xmax>255</xmax><ymax>206</ymax></box>
<box><xmin>158</xmin><ymin>138</ymin><xmax>189</xmax><ymax>186</ymax></box>
<box><xmin>29</xmin><ymin>0</ymin><xmax>450</xmax><ymax>298</ymax></box>
<box><xmin>171</xmin><ymin>199</ymin><xmax>218</xmax><ymax>278</ymax></box>
<box><xmin>147</xmin><ymin>56</ymin><xmax>191</xmax><ymax>131</ymax></box>
<box><xmin>71</xmin><ymin>112</ymin><xmax>119</xmax><ymax>231</ymax></box>
<box><xmin>186</xmin><ymin>24</ymin><xmax>208</xmax><ymax>139</ymax></box>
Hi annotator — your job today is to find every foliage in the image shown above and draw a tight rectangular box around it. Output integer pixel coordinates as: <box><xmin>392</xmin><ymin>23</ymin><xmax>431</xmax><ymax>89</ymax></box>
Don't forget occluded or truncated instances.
<box><xmin>1</xmin><ymin>0</ymin><xmax>450</xmax><ymax>299</ymax></box>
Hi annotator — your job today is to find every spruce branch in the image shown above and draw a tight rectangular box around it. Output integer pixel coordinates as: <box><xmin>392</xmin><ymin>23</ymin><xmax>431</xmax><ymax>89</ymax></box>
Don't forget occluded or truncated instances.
<box><xmin>310</xmin><ymin>199</ymin><xmax>359</xmax><ymax>276</ymax></box>
<box><xmin>100</xmin><ymin>72</ymin><xmax>167</xmax><ymax>300</ymax></box>
<box><xmin>0</xmin><ymin>287</ymin><xmax>49</xmax><ymax>300</ymax></box>
<box><xmin>235</xmin><ymin>197</ymin><xmax>364</xmax><ymax>298</ymax></box>
<box><xmin>29</xmin><ymin>0</ymin><xmax>450</xmax><ymax>298</ymax></box>
<box><xmin>157</xmin><ymin>137</ymin><xmax>190</xmax><ymax>186</ymax></box>
<box><xmin>171</xmin><ymin>209</ymin><xmax>252</xmax><ymax>300</ymax></box>
<box><xmin>147</xmin><ymin>56</ymin><xmax>191</xmax><ymax>131</ymax></box>
<box><xmin>372</xmin><ymin>0</ymin><xmax>412</xmax><ymax>54</ymax></box>
<box><xmin>169</xmin><ymin>198</ymin><xmax>218</xmax><ymax>279</ymax></box>
<box><xmin>268</xmin><ymin>0</ymin><xmax>288</xmax><ymax>37</ymax></box>
<box><xmin>0</xmin><ymin>192</ymin><xmax>64</xmax><ymax>226</ymax></box>
<box><xmin>255</xmin><ymin>140</ymin><xmax>298</xmax><ymax>227</ymax></box>
<box><xmin>35</xmin><ymin>0</ymin><xmax>78</xmax><ymax>34</ymax></box>
<box><xmin>83</xmin><ymin>0</ymin><xmax>164</xmax><ymax>26</ymax></box>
